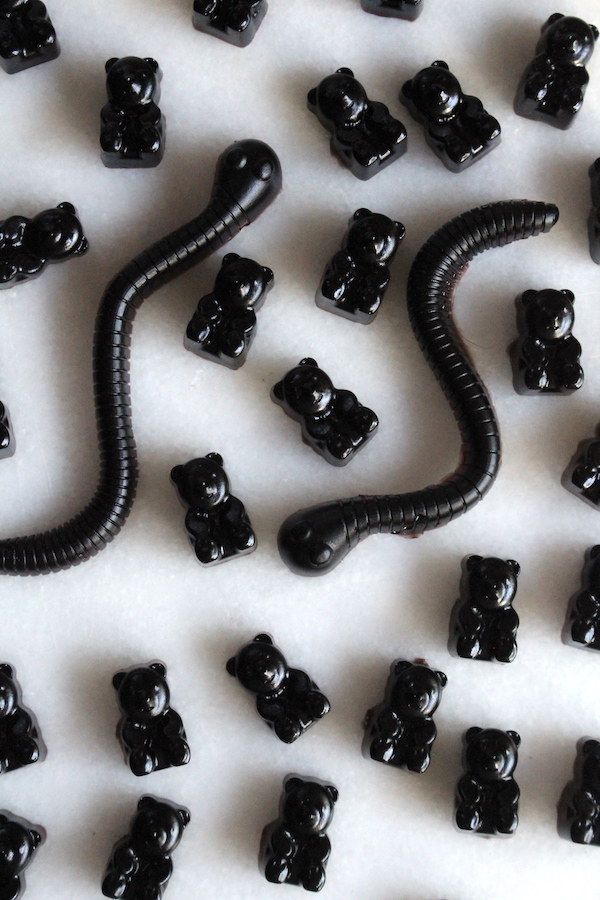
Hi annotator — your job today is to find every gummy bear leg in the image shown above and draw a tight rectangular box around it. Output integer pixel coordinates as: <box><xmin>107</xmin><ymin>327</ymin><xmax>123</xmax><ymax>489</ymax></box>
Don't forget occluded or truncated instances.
<box><xmin>494</xmin><ymin>637</ymin><xmax>517</xmax><ymax>663</ymax></box>
<box><xmin>302</xmin><ymin>863</ymin><xmax>326</xmax><ymax>892</ymax></box>
<box><xmin>369</xmin><ymin>736</ymin><xmax>396</xmax><ymax>764</ymax></box>
<box><xmin>14</xmin><ymin>735</ymin><xmax>40</xmax><ymax>766</ymax></box>
<box><xmin>129</xmin><ymin>748</ymin><xmax>157</xmax><ymax>776</ymax></box>
<box><xmin>571</xmin><ymin>817</ymin><xmax>596</xmax><ymax>844</ymax></box>
<box><xmin>304</xmin><ymin>690</ymin><xmax>329</xmax><ymax>718</ymax></box>
<box><xmin>456</xmin><ymin>634</ymin><xmax>482</xmax><ymax>659</ymax></box>
<box><xmin>274</xmin><ymin>715</ymin><xmax>302</xmax><ymax>744</ymax></box>
<box><xmin>230</xmin><ymin>525</ymin><xmax>255</xmax><ymax>552</ymax></box>
<box><xmin>265</xmin><ymin>856</ymin><xmax>291</xmax><ymax>884</ymax></box>
<box><xmin>456</xmin><ymin>802</ymin><xmax>481</xmax><ymax>831</ymax></box>
<box><xmin>571</xmin><ymin>618</ymin><xmax>596</xmax><ymax>646</ymax></box>
<box><xmin>194</xmin><ymin>537</ymin><xmax>221</xmax><ymax>564</ymax></box>
<box><xmin>405</xmin><ymin>747</ymin><xmax>430</xmax><ymax>774</ymax></box>
<box><xmin>523</xmin><ymin>367</ymin><xmax>549</xmax><ymax>391</ymax></box>
<box><xmin>167</xmin><ymin>737</ymin><xmax>191</xmax><ymax>766</ymax></box>
<box><xmin>494</xmin><ymin>808</ymin><xmax>518</xmax><ymax>835</ymax></box>
<box><xmin>102</xmin><ymin>870</ymin><xmax>129</xmax><ymax>898</ymax></box>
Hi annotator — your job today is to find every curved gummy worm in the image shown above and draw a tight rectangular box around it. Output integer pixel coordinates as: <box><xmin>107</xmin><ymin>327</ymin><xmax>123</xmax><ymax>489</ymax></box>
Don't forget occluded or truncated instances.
<box><xmin>278</xmin><ymin>200</ymin><xmax>559</xmax><ymax>577</ymax></box>
<box><xmin>0</xmin><ymin>139</ymin><xmax>282</xmax><ymax>574</ymax></box>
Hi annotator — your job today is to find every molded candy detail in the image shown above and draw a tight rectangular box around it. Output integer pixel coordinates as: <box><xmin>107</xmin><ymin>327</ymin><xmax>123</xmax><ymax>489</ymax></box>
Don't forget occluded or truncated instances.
<box><xmin>171</xmin><ymin>453</ymin><xmax>256</xmax><ymax>565</ymax></box>
<box><xmin>363</xmin><ymin>659</ymin><xmax>446</xmax><ymax>773</ymax></box>
<box><xmin>559</xmin><ymin>739</ymin><xmax>600</xmax><ymax>844</ymax></box>
<box><xmin>0</xmin><ymin>664</ymin><xmax>45</xmax><ymax>775</ymax></box>
<box><xmin>192</xmin><ymin>0</ymin><xmax>267</xmax><ymax>47</ymax></box>
<box><xmin>316</xmin><ymin>209</ymin><xmax>404</xmax><ymax>324</ymax></box>
<box><xmin>307</xmin><ymin>68</ymin><xmax>407</xmax><ymax>180</ymax></box>
<box><xmin>101</xmin><ymin>57</ymin><xmax>165</xmax><ymax>168</ymax></box>
<box><xmin>0</xmin><ymin>810</ymin><xmax>45</xmax><ymax>899</ymax></box>
<box><xmin>401</xmin><ymin>60</ymin><xmax>501</xmax><ymax>173</ymax></box>
<box><xmin>510</xmin><ymin>288</ymin><xmax>583</xmax><ymax>394</ymax></box>
<box><xmin>185</xmin><ymin>252</ymin><xmax>273</xmax><ymax>368</ymax></box>
<box><xmin>514</xmin><ymin>14</ymin><xmax>598</xmax><ymax>130</ymax></box>
<box><xmin>272</xmin><ymin>358</ymin><xmax>378</xmax><ymax>466</ymax></box>
<box><xmin>589</xmin><ymin>159</ymin><xmax>600</xmax><ymax>265</ymax></box>
<box><xmin>0</xmin><ymin>402</ymin><xmax>14</xmax><ymax>459</ymax></box>
<box><xmin>0</xmin><ymin>203</ymin><xmax>88</xmax><ymax>290</ymax></box>
<box><xmin>102</xmin><ymin>795</ymin><xmax>190</xmax><ymax>899</ymax></box>
<box><xmin>226</xmin><ymin>633</ymin><xmax>330</xmax><ymax>743</ymax></box>
<box><xmin>0</xmin><ymin>0</ymin><xmax>59</xmax><ymax>74</ymax></box>
<box><xmin>455</xmin><ymin>727</ymin><xmax>521</xmax><ymax>836</ymax></box>
<box><xmin>563</xmin><ymin>431</ymin><xmax>600</xmax><ymax>509</ymax></box>
<box><xmin>449</xmin><ymin>555</ymin><xmax>520</xmax><ymax>663</ymax></box>
<box><xmin>112</xmin><ymin>661</ymin><xmax>190</xmax><ymax>776</ymax></box>
<box><xmin>563</xmin><ymin>546</ymin><xmax>600</xmax><ymax>651</ymax></box>
<box><xmin>361</xmin><ymin>0</ymin><xmax>422</xmax><ymax>20</ymax></box>
<box><xmin>260</xmin><ymin>774</ymin><xmax>338</xmax><ymax>891</ymax></box>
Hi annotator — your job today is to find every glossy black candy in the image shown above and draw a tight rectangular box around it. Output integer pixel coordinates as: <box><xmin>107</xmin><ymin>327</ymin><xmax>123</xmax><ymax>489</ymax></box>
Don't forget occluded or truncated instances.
<box><xmin>0</xmin><ymin>139</ymin><xmax>281</xmax><ymax>575</ymax></box>
<box><xmin>0</xmin><ymin>664</ymin><xmax>45</xmax><ymax>775</ymax></box>
<box><xmin>0</xmin><ymin>402</ymin><xmax>14</xmax><ymax>459</ymax></box>
<box><xmin>563</xmin><ymin>546</ymin><xmax>600</xmax><ymax>652</ymax></box>
<box><xmin>510</xmin><ymin>288</ymin><xmax>583</xmax><ymax>394</ymax></box>
<box><xmin>192</xmin><ymin>0</ymin><xmax>267</xmax><ymax>47</ymax></box>
<box><xmin>227</xmin><ymin>633</ymin><xmax>330</xmax><ymax>743</ymax></box>
<box><xmin>514</xmin><ymin>14</ymin><xmax>598</xmax><ymax>130</ymax></box>
<box><xmin>316</xmin><ymin>209</ymin><xmax>404</xmax><ymax>324</ymax></box>
<box><xmin>361</xmin><ymin>0</ymin><xmax>422</xmax><ymax>20</ymax></box>
<box><xmin>101</xmin><ymin>57</ymin><xmax>165</xmax><ymax>168</ymax></box>
<box><xmin>260</xmin><ymin>774</ymin><xmax>338</xmax><ymax>891</ymax></box>
<box><xmin>589</xmin><ymin>159</ymin><xmax>600</xmax><ymax>265</ymax></box>
<box><xmin>363</xmin><ymin>659</ymin><xmax>446</xmax><ymax>773</ymax></box>
<box><xmin>455</xmin><ymin>727</ymin><xmax>520</xmax><ymax>836</ymax></box>
<box><xmin>171</xmin><ymin>453</ymin><xmax>256</xmax><ymax>565</ymax></box>
<box><xmin>185</xmin><ymin>252</ymin><xmax>273</xmax><ymax>368</ymax></box>
<box><xmin>0</xmin><ymin>0</ymin><xmax>59</xmax><ymax>74</ymax></box>
<box><xmin>563</xmin><ymin>430</ymin><xmax>600</xmax><ymax>509</ymax></box>
<box><xmin>113</xmin><ymin>661</ymin><xmax>190</xmax><ymax>776</ymax></box>
<box><xmin>102</xmin><ymin>795</ymin><xmax>190</xmax><ymax>900</ymax></box>
<box><xmin>272</xmin><ymin>358</ymin><xmax>378</xmax><ymax>467</ymax></box>
<box><xmin>0</xmin><ymin>203</ymin><xmax>88</xmax><ymax>290</ymax></box>
<box><xmin>0</xmin><ymin>810</ymin><xmax>45</xmax><ymax>900</ymax></box>
<box><xmin>449</xmin><ymin>556</ymin><xmax>520</xmax><ymax>663</ymax></box>
<box><xmin>278</xmin><ymin>200</ymin><xmax>559</xmax><ymax>577</ymax></box>
<box><xmin>559</xmin><ymin>738</ymin><xmax>600</xmax><ymax>844</ymax></box>
<box><xmin>401</xmin><ymin>60</ymin><xmax>501</xmax><ymax>173</ymax></box>
<box><xmin>307</xmin><ymin>68</ymin><xmax>407</xmax><ymax>180</ymax></box>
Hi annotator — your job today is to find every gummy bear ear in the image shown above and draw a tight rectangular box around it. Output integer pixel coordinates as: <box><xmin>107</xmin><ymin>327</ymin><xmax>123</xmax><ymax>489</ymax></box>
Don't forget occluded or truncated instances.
<box><xmin>206</xmin><ymin>452</ymin><xmax>223</xmax><ymax>468</ymax></box>
<box><xmin>76</xmin><ymin>236</ymin><xmax>89</xmax><ymax>256</ymax></box>
<box><xmin>395</xmin><ymin>222</ymin><xmax>406</xmax><ymax>239</ymax></box>
<box><xmin>546</xmin><ymin>13</ymin><xmax>563</xmax><ymax>27</ymax></box>
<box><xmin>254</xmin><ymin>633</ymin><xmax>273</xmax><ymax>645</ymax></box>
<box><xmin>336</xmin><ymin>67</ymin><xmax>354</xmax><ymax>77</ymax></box>
<box><xmin>272</xmin><ymin>380</ymin><xmax>284</xmax><ymax>402</ymax></box>
<box><xmin>285</xmin><ymin>776</ymin><xmax>303</xmax><ymax>793</ymax></box>
<box><xmin>561</xmin><ymin>289</ymin><xmax>575</xmax><ymax>303</ymax></box>
<box><xmin>170</xmin><ymin>465</ymin><xmax>183</xmax><ymax>485</ymax></box>
<box><xmin>299</xmin><ymin>358</ymin><xmax>318</xmax><ymax>368</ymax></box>
<box><xmin>582</xmin><ymin>739</ymin><xmax>600</xmax><ymax>756</ymax></box>
<box><xmin>225</xmin><ymin>657</ymin><xmax>236</xmax><ymax>676</ymax></box>
<box><xmin>138</xmin><ymin>796</ymin><xmax>156</xmax><ymax>811</ymax></box>
<box><xmin>591</xmin><ymin>24</ymin><xmax>599</xmax><ymax>41</ymax></box>
<box><xmin>436</xmin><ymin>671</ymin><xmax>448</xmax><ymax>687</ymax></box>
<box><xmin>507</xmin><ymin>560</ymin><xmax>520</xmax><ymax>576</ymax></box>
<box><xmin>105</xmin><ymin>58</ymin><xmax>118</xmax><ymax>72</ymax></box>
<box><xmin>353</xmin><ymin>208</ymin><xmax>371</xmax><ymax>221</ymax></box>
<box><xmin>57</xmin><ymin>202</ymin><xmax>76</xmax><ymax>214</ymax></box>
<box><xmin>507</xmin><ymin>730</ymin><xmax>521</xmax><ymax>747</ymax></box>
<box><xmin>307</xmin><ymin>87</ymin><xmax>317</xmax><ymax>107</ymax></box>
<box><xmin>144</xmin><ymin>58</ymin><xmax>159</xmax><ymax>72</ymax></box>
<box><xmin>393</xmin><ymin>660</ymin><xmax>412</xmax><ymax>676</ymax></box>
<box><xmin>112</xmin><ymin>671</ymin><xmax>126</xmax><ymax>690</ymax></box>
<box><xmin>520</xmin><ymin>290</ymin><xmax>537</xmax><ymax>307</ymax></box>
<box><xmin>466</xmin><ymin>726</ymin><xmax>482</xmax><ymax>743</ymax></box>
<box><xmin>466</xmin><ymin>555</ymin><xmax>483</xmax><ymax>571</ymax></box>
<box><xmin>263</xmin><ymin>266</ymin><xmax>274</xmax><ymax>285</ymax></box>
<box><xmin>223</xmin><ymin>252</ymin><xmax>240</xmax><ymax>264</ymax></box>
<box><xmin>401</xmin><ymin>78</ymin><xmax>413</xmax><ymax>100</ymax></box>
<box><xmin>150</xmin><ymin>662</ymin><xmax>167</xmax><ymax>678</ymax></box>
<box><xmin>590</xmin><ymin>546</ymin><xmax>600</xmax><ymax>560</ymax></box>
<box><xmin>432</xmin><ymin>60</ymin><xmax>449</xmax><ymax>70</ymax></box>
<box><xmin>325</xmin><ymin>785</ymin><xmax>338</xmax><ymax>804</ymax></box>
<box><xmin>29</xmin><ymin>828</ymin><xmax>43</xmax><ymax>849</ymax></box>
<box><xmin>0</xmin><ymin>663</ymin><xmax>13</xmax><ymax>678</ymax></box>
<box><xmin>178</xmin><ymin>807</ymin><xmax>191</xmax><ymax>828</ymax></box>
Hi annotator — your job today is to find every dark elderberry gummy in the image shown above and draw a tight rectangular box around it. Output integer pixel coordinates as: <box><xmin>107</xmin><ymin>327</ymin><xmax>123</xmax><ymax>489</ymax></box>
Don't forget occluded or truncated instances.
<box><xmin>361</xmin><ymin>0</ymin><xmax>422</xmax><ymax>20</ymax></box>
<box><xmin>307</xmin><ymin>68</ymin><xmax>407</xmax><ymax>180</ymax></box>
<box><xmin>455</xmin><ymin>727</ymin><xmax>521</xmax><ymax>836</ymax></box>
<box><xmin>0</xmin><ymin>663</ymin><xmax>45</xmax><ymax>775</ymax></box>
<box><xmin>260</xmin><ymin>774</ymin><xmax>338</xmax><ymax>891</ymax></box>
<box><xmin>559</xmin><ymin>738</ymin><xmax>600</xmax><ymax>844</ymax></box>
<box><xmin>563</xmin><ymin>546</ymin><xmax>600</xmax><ymax>652</ymax></box>
<box><xmin>192</xmin><ymin>0</ymin><xmax>267</xmax><ymax>47</ymax></box>
<box><xmin>0</xmin><ymin>402</ymin><xmax>13</xmax><ymax>459</ymax></box>
<box><xmin>227</xmin><ymin>633</ymin><xmax>330</xmax><ymax>743</ymax></box>
<box><xmin>316</xmin><ymin>209</ymin><xmax>404</xmax><ymax>324</ymax></box>
<box><xmin>563</xmin><ymin>430</ymin><xmax>600</xmax><ymax>510</ymax></box>
<box><xmin>0</xmin><ymin>810</ymin><xmax>45</xmax><ymax>898</ymax></box>
<box><xmin>101</xmin><ymin>57</ymin><xmax>165</xmax><ymax>168</ymax></box>
<box><xmin>514</xmin><ymin>14</ymin><xmax>598</xmax><ymax>130</ymax></box>
<box><xmin>363</xmin><ymin>659</ymin><xmax>446</xmax><ymax>773</ymax></box>
<box><xmin>272</xmin><ymin>358</ymin><xmax>378</xmax><ymax>466</ymax></box>
<box><xmin>589</xmin><ymin>159</ymin><xmax>600</xmax><ymax>265</ymax></box>
<box><xmin>401</xmin><ymin>60</ymin><xmax>501</xmax><ymax>173</ymax></box>
<box><xmin>0</xmin><ymin>0</ymin><xmax>59</xmax><ymax>74</ymax></box>
<box><xmin>102</xmin><ymin>795</ymin><xmax>190</xmax><ymax>899</ymax></box>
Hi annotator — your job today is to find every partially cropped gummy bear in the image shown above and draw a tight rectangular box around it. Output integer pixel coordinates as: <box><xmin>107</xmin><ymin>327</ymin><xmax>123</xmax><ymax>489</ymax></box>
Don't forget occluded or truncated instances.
<box><xmin>192</xmin><ymin>0</ymin><xmax>267</xmax><ymax>47</ymax></box>
<box><xmin>0</xmin><ymin>0</ymin><xmax>59</xmax><ymax>74</ymax></box>
<box><xmin>0</xmin><ymin>810</ymin><xmax>45</xmax><ymax>900</ymax></box>
<box><xmin>560</xmin><ymin>738</ymin><xmax>600</xmax><ymax>845</ymax></box>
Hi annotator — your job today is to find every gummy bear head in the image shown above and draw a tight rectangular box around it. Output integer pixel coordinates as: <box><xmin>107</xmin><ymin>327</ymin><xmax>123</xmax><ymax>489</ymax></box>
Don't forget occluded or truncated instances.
<box><xmin>580</xmin><ymin>739</ymin><xmax>600</xmax><ymax>794</ymax></box>
<box><xmin>308</xmin><ymin>68</ymin><xmax>368</xmax><ymax>127</ymax></box>
<box><xmin>282</xmin><ymin>776</ymin><xmax>338</xmax><ymax>837</ymax></box>
<box><xmin>465</xmin><ymin>727</ymin><xmax>521</xmax><ymax>782</ymax></box>
<box><xmin>540</xmin><ymin>14</ymin><xmax>598</xmax><ymax>66</ymax></box>
<box><xmin>26</xmin><ymin>203</ymin><xmax>88</xmax><ymax>261</ymax></box>
<box><xmin>273</xmin><ymin>359</ymin><xmax>334</xmax><ymax>417</ymax></box>
<box><xmin>0</xmin><ymin>665</ymin><xmax>17</xmax><ymax>720</ymax></box>
<box><xmin>0</xmin><ymin>815</ymin><xmax>43</xmax><ymax>877</ymax></box>
<box><xmin>226</xmin><ymin>634</ymin><xmax>287</xmax><ymax>695</ymax></box>
<box><xmin>403</xmin><ymin>61</ymin><xmax>461</xmax><ymax>119</ymax></box>
<box><xmin>347</xmin><ymin>209</ymin><xmax>404</xmax><ymax>265</ymax></box>
<box><xmin>465</xmin><ymin>556</ymin><xmax>520</xmax><ymax>611</ymax></box>
<box><xmin>131</xmin><ymin>796</ymin><xmax>190</xmax><ymax>857</ymax></box>
<box><xmin>171</xmin><ymin>454</ymin><xmax>229</xmax><ymax>511</ymax></box>
<box><xmin>390</xmin><ymin>661</ymin><xmax>447</xmax><ymax>719</ymax></box>
<box><xmin>113</xmin><ymin>662</ymin><xmax>170</xmax><ymax>723</ymax></box>
<box><xmin>105</xmin><ymin>56</ymin><xmax>160</xmax><ymax>109</ymax></box>
<box><xmin>216</xmin><ymin>253</ymin><xmax>274</xmax><ymax>311</ymax></box>
<box><xmin>523</xmin><ymin>289</ymin><xmax>575</xmax><ymax>342</ymax></box>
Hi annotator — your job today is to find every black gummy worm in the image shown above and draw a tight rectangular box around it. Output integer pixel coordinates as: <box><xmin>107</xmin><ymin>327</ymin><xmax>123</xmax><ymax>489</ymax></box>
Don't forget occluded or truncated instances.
<box><xmin>278</xmin><ymin>200</ymin><xmax>559</xmax><ymax>577</ymax></box>
<box><xmin>0</xmin><ymin>139</ymin><xmax>282</xmax><ymax>575</ymax></box>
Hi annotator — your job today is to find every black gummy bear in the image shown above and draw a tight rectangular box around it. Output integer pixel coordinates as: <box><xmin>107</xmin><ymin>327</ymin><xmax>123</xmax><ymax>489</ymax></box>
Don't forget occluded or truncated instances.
<box><xmin>171</xmin><ymin>453</ymin><xmax>256</xmax><ymax>565</ymax></box>
<box><xmin>0</xmin><ymin>810</ymin><xmax>45</xmax><ymax>900</ymax></box>
<box><xmin>0</xmin><ymin>402</ymin><xmax>14</xmax><ymax>460</ymax></box>
<box><xmin>226</xmin><ymin>633</ymin><xmax>330</xmax><ymax>743</ymax></box>
<box><xmin>185</xmin><ymin>252</ymin><xmax>274</xmax><ymax>368</ymax></box>
<box><xmin>363</xmin><ymin>659</ymin><xmax>447</xmax><ymax>774</ymax></box>
<box><xmin>559</xmin><ymin>738</ymin><xmax>600</xmax><ymax>845</ymax></box>
<box><xmin>271</xmin><ymin>358</ymin><xmax>378</xmax><ymax>466</ymax></box>
<box><xmin>361</xmin><ymin>0</ymin><xmax>423</xmax><ymax>20</ymax></box>
<box><xmin>401</xmin><ymin>60</ymin><xmax>501</xmax><ymax>173</ymax></box>
<box><xmin>514</xmin><ymin>13</ymin><xmax>598</xmax><ymax>130</ymax></box>
<box><xmin>589</xmin><ymin>158</ymin><xmax>600</xmax><ymax>265</ymax></box>
<box><xmin>316</xmin><ymin>208</ymin><xmax>405</xmax><ymax>325</ymax></box>
<box><xmin>510</xmin><ymin>288</ymin><xmax>583</xmax><ymax>394</ymax></box>
<box><xmin>563</xmin><ymin>546</ymin><xmax>600</xmax><ymax>652</ymax></box>
<box><xmin>563</xmin><ymin>429</ymin><xmax>600</xmax><ymax>510</ymax></box>
<box><xmin>101</xmin><ymin>57</ymin><xmax>165</xmax><ymax>168</ymax></box>
<box><xmin>0</xmin><ymin>203</ymin><xmax>88</xmax><ymax>289</ymax></box>
<box><xmin>0</xmin><ymin>0</ymin><xmax>59</xmax><ymax>74</ymax></box>
<box><xmin>307</xmin><ymin>67</ymin><xmax>408</xmax><ymax>180</ymax></box>
<box><xmin>192</xmin><ymin>0</ymin><xmax>267</xmax><ymax>47</ymax></box>
<box><xmin>455</xmin><ymin>727</ymin><xmax>521</xmax><ymax>836</ymax></box>
<box><xmin>449</xmin><ymin>555</ymin><xmax>520</xmax><ymax>663</ymax></box>
<box><xmin>112</xmin><ymin>661</ymin><xmax>190</xmax><ymax>777</ymax></box>
<box><xmin>260</xmin><ymin>774</ymin><xmax>338</xmax><ymax>892</ymax></box>
<box><xmin>0</xmin><ymin>663</ymin><xmax>45</xmax><ymax>776</ymax></box>
<box><xmin>102</xmin><ymin>795</ymin><xmax>190</xmax><ymax>900</ymax></box>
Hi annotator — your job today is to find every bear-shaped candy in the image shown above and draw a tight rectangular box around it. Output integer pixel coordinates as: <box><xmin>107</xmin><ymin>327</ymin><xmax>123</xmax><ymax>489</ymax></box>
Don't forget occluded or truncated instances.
<box><xmin>271</xmin><ymin>358</ymin><xmax>378</xmax><ymax>466</ymax></box>
<box><xmin>112</xmin><ymin>661</ymin><xmax>190</xmax><ymax>777</ymax></box>
<box><xmin>564</xmin><ymin>546</ymin><xmax>600</xmax><ymax>652</ymax></box>
<box><xmin>401</xmin><ymin>60</ymin><xmax>501</xmax><ymax>173</ymax></box>
<box><xmin>0</xmin><ymin>402</ymin><xmax>14</xmax><ymax>460</ymax></box>
<box><xmin>514</xmin><ymin>14</ymin><xmax>598</xmax><ymax>129</ymax></box>
<box><xmin>102</xmin><ymin>795</ymin><xmax>190</xmax><ymax>900</ymax></box>
<box><xmin>0</xmin><ymin>202</ymin><xmax>88</xmax><ymax>289</ymax></box>
<box><xmin>510</xmin><ymin>288</ymin><xmax>583</xmax><ymax>394</ymax></box>
<box><xmin>361</xmin><ymin>0</ymin><xmax>423</xmax><ymax>21</ymax></box>
<box><xmin>589</xmin><ymin>158</ymin><xmax>600</xmax><ymax>265</ymax></box>
<box><xmin>227</xmin><ymin>634</ymin><xmax>330</xmax><ymax>743</ymax></box>
<box><xmin>449</xmin><ymin>555</ymin><xmax>520</xmax><ymax>663</ymax></box>
<box><xmin>0</xmin><ymin>809</ymin><xmax>45</xmax><ymax>900</ymax></box>
<box><xmin>363</xmin><ymin>659</ymin><xmax>447</xmax><ymax>773</ymax></box>
<box><xmin>0</xmin><ymin>0</ymin><xmax>59</xmax><ymax>74</ymax></box>
<box><xmin>171</xmin><ymin>453</ymin><xmax>256</xmax><ymax>565</ymax></box>
<box><xmin>560</xmin><ymin>738</ymin><xmax>600</xmax><ymax>844</ymax></box>
<box><xmin>563</xmin><ymin>430</ymin><xmax>600</xmax><ymax>509</ymax></box>
<box><xmin>192</xmin><ymin>0</ymin><xmax>267</xmax><ymax>47</ymax></box>
<box><xmin>185</xmin><ymin>252</ymin><xmax>274</xmax><ymax>368</ymax></box>
<box><xmin>455</xmin><ymin>727</ymin><xmax>521</xmax><ymax>836</ymax></box>
<box><xmin>0</xmin><ymin>663</ymin><xmax>45</xmax><ymax>775</ymax></box>
<box><xmin>307</xmin><ymin>68</ymin><xmax>408</xmax><ymax>180</ymax></box>
<box><xmin>316</xmin><ymin>209</ymin><xmax>405</xmax><ymax>324</ymax></box>
<box><xmin>260</xmin><ymin>774</ymin><xmax>338</xmax><ymax>892</ymax></box>
<box><xmin>101</xmin><ymin>56</ymin><xmax>165</xmax><ymax>168</ymax></box>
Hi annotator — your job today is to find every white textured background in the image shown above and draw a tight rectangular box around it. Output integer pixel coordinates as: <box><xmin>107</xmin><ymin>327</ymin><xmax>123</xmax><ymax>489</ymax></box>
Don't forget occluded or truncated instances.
<box><xmin>1</xmin><ymin>0</ymin><xmax>600</xmax><ymax>897</ymax></box>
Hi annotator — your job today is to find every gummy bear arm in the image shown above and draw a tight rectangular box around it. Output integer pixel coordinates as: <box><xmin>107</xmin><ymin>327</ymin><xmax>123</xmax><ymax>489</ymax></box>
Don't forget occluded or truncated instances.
<box><xmin>520</xmin><ymin>337</ymin><xmax>548</xmax><ymax>365</ymax></box>
<box><xmin>305</xmin><ymin>833</ymin><xmax>331</xmax><ymax>864</ymax></box>
<box><xmin>409</xmin><ymin>717</ymin><xmax>437</xmax><ymax>746</ymax></box>
<box><xmin>458</xmin><ymin>603</ymin><xmax>484</xmax><ymax>626</ymax></box>
<box><xmin>227</xmin><ymin>307</ymin><xmax>257</xmax><ymax>331</ymax></box>
<box><xmin>498</xmin><ymin>778</ymin><xmax>520</xmax><ymax>805</ymax></box>
<box><xmin>574</xmin><ymin>589</ymin><xmax>599</xmax><ymax>616</ymax></box>
<box><xmin>573</xmin><ymin>788</ymin><xmax>600</xmax><ymax>818</ymax></box>
<box><xmin>329</xmin><ymin>250</ymin><xmax>355</xmax><ymax>275</ymax></box>
<box><xmin>529</xmin><ymin>55</ymin><xmax>555</xmax><ymax>77</ymax></box>
<box><xmin>557</xmin><ymin>335</ymin><xmax>582</xmax><ymax>359</ymax></box>
<box><xmin>366</xmin><ymin>100</ymin><xmax>394</xmax><ymax>125</ymax></box>
<box><xmin>184</xmin><ymin>509</ymin><xmax>211</xmax><ymax>537</ymax></box>
<box><xmin>461</xmin><ymin>94</ymin><xmax>485</xmax><ymax>117</ymax></box>
<box><xmin>498</xmin><ymin>607</ymin><xmax>519</xmax><ymax>630</ymax></box>
<box><xmin>256</xmin><ymin>695</ymin><xmax>285</xmax><ymax>721</ymax></box>
<box><xmin>221</xmin><ymin>496</ymin><xmax>251</xmax><ymax>527</ymax></box>
<box><xmin>28</xmin><ymin>0</ymin><xmax>50</xmax><ymax>18</ymax></box>
<box><xmin>121</xmin><ymin>719</ymin><xmax>150</xmax><ymax>748</ymax></box>
<box><xmin>140</xmin><ymin>103</ymin><xmax>163</xmax><ymax>126</ymax></box>
<box><xmin>158</xmin><ymin>709</ymin><xmax>184</xmax><ymax>738</ymax></box>
<box><xmin>101</xmin><ymin>104</ymin><xmax>122</xmax><ymax>126</ymax></box>
<box><xmin>457</xmin><ymin>774</ymin><xmax>482</xmax><ymax>802</ymax></box>
<box><xmin>269</xmin><ymin>825</ymin><xmax>295</xmax><ymax>856</ymax></box>
<box><xmin>112</xmin><ymin>841</ymin><xmax>139</xmax><ymax>874</ymax></box>
<box><xmin>375</xmin><ymin>707</ymin><xmax>403</xmax><ymax>736</ymax></box>
<box><xmin>149</xmin><ymin>856</ymin><xmax>174</xmax><ymax>885</ymax></box>
<box><xmin>1</xmin><ymin>216</ymin><xmax>28</xmax><ymax>244</ymax></box>
<box><xmin>332</xmin><ymin>389</ymin><xmax>359</xmax><ymax>415</ymax></box>
<box><xmin>7</xmin><ymin>707</ymin><xmax>34</xmax><ymax>737</ymax></box>
<box><xmin>286</xmin><ymin>667</ymin><xmax>312</xmax><ymax>693</ymax></box>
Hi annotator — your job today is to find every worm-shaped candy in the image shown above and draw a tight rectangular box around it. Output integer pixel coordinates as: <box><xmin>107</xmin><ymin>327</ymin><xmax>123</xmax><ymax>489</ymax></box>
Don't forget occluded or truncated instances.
<box><xmin>278</xmin><ymin>200</ymin><xmax>559</xmax><ymax>576</ymax></box>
